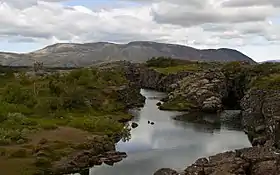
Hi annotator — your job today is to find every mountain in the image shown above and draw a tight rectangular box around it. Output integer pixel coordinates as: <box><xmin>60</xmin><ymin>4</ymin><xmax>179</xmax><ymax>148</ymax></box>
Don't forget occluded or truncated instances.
<box><xmin>0</xmin><ymin>41</ymin><xmax>255</xmax><ymax>67</ymax></box>
<box><xmin>261</xmin><ymin>59</ymin><xmax>280</xmax><ymax>63</ymax></box>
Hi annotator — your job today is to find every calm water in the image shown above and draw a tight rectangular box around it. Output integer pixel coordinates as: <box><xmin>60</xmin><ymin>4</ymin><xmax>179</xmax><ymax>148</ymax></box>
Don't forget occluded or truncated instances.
<box><xmin>89</xmin><ymin>89</ymin><xmax>251</xmax><ymax>175</ymax></box>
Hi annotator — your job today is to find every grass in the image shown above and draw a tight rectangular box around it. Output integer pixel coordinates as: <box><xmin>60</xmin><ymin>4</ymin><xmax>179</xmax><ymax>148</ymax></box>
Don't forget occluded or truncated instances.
<box><xmin>159</xmin><ymin>96</ymin><xmax>196</xmax><ymax>111</ymax></box>
<box><xmin>0</xmin><ymin>66</ymin><xmax>138</xmax><ymax>174</ymax></box>
<box><xmin>147</xmin><ymin>57</ymin><xmax>223</xmax><ymax>75</ymax></box>
<box><xmin>153</xmin><ymin>64</ymin><xmax>202</xmax><ymax>75</ymax></box>
<box><xmin>251</xmin><ymin>73</ymin><xmax>280</xmax><ymax>90</ymax></box>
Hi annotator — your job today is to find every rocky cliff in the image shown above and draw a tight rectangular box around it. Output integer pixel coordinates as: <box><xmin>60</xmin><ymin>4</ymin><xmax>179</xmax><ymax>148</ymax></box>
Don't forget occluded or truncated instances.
<box><xmin>241</xmin><ymin>89</ymin><xmax>280</xmax><ymax>147</ymax></box>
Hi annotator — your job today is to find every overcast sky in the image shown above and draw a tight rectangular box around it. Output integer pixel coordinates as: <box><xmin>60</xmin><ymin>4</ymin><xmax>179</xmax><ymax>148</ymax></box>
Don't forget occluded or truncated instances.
<box><xmin>0</xmin><ymin>0</ymin><xmax>279</xmax><ymax>61</ymax></box>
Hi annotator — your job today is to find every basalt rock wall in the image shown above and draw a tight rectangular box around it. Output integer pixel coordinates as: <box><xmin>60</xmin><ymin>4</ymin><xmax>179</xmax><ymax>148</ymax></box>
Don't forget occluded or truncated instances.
<box><xmin>123</xmin><ymin>62</ymin><xmax>192</xmax><ymax>92</ymax></box>
<box><xmin>241</xmin><ymin>89</ymin><xmax>280</xmax><ymax>148</ymax></box>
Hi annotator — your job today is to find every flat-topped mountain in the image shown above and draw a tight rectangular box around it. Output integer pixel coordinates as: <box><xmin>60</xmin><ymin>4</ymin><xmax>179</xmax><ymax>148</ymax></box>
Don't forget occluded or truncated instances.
<box><xmin>0</xmin><ymin>41</ymin><xmax>255</xmax><ymax>67</ymax></box>
<box><xmin>262</xmin><ymin>59</ymin><xmax>280</xmax><ymax>63</ymax></box>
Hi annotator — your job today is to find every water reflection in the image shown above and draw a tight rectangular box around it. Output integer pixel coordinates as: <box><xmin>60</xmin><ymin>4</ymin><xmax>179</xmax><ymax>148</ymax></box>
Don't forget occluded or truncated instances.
<box><xmin>90</xmin><ymin>89</ymin><xmax>251</xmax><ymax>175</ymax></box>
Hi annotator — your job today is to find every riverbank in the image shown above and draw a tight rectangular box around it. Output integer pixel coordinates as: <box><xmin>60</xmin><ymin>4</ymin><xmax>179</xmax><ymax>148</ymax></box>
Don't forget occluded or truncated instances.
<box><xmin>0</xmin><ymin>65</ymin><xmax>145</xmax><ymax>174</ymax></box>
<box><xmin>137</xmin><ymin>58</ymin><xmax>280</xmax><ymax>174</ymax></box>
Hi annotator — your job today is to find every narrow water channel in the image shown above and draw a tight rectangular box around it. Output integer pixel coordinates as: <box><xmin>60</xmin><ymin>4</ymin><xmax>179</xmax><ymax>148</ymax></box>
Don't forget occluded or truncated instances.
<box><xmin>90</xmin><ymin>89</ymin><xmax>251</xmax><ymax>175</ymax></box>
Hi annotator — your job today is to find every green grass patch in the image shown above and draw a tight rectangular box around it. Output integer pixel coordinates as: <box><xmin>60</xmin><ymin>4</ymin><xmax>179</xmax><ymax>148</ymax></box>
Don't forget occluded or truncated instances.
<box><xmin>147</xmin><ymin>57</ymin><xmax>223</xmax><ymax>75</ymax></box>
<box><xmin>0</xmin><ymin>67</ymin><xmax>134</xmax><ymax>146</ymax></box>
<box><xmin>153</xmin><ymin>64</ymin><xmax>202</xmax><ymax>74</ymax></box>
<box><xmin>251</xmin><ymin>73</ymin><xmax>280</xmax><ymax>90</ymax></box>
<box><xmin>159</xmin><ymin>96</ymin><xmax>196</xmax><ymax>111</ymax></box>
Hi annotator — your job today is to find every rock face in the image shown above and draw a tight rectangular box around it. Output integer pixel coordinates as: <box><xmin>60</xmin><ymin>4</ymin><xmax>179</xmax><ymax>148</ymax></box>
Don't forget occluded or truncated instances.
<box><xmin>116</xmin><ymin>82</ymin><xmax>146</xmax><ymax>108</ymax></box>
<box><xmin>162</xmin><ymin>70</ymin><xmax>228</xmax><ymax>112</ymax></box>
<box><xmin>241</xmin><ymin>89</ymin><xmax>280</xmax><ymax>147</ymax></box>
<box><xmin>184</xmin><ymin>146</ymin><xmax>280</xmax><ymax>175</ymax></box>
<box><xmin>220</xmin><ymin>110</ymin><xmax>242</xmax><ymax>123</ymax></box>
<box><xmin>123</xmin><ymin>62</ymin><xmax>191</xmax><ymax>92</ymax></box>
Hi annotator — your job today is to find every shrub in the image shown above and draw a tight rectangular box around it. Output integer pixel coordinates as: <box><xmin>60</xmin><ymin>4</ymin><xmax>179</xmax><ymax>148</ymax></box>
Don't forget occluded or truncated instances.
<box><xmin>2</xmin><ymin>83</ymin><xmax>37</xmax><ymax>107</ymax></box>
<box><xmin>146</xmin><ymin>57</ymin><xmax>179</xmax><ymax>68</ymax></box>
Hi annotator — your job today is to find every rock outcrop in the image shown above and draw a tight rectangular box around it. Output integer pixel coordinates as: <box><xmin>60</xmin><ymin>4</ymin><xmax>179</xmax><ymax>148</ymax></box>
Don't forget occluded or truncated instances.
<box><xmin>155</xmin><ymin>145</ymin><xmax>280</xmax><ymax>175</ymax></box>
<box><xmin>49</xmin><ymin>136</ymin><xmax>127</xmax><ymax>175</ymax></box>
<box><xmin>241</xmin><ymin>89</ymin><xmax>280</xmax><ymax>147</ymax></box>
<box><xmin>123</xmin><ymin>62</ymin><xmax>191</xmax><ymax>92</ymax></box>
<box><xmin>161</xmin><ymin>70</ymin><xmax>228</xmax><ymax>113</ymax></box>
<box><xmin>154</xmin><ymin>168</ymin><xmax>179</xmax><ymax>175</ymax></box>
<box><xmin>184</xmin><ymin>145</ymin><xmax>280</xmax><ymax>175</ymax></box>
<box><xmin>116</xmin><ymin>82</ymin><xmax>146</xmax><ymax>108</ymax></box>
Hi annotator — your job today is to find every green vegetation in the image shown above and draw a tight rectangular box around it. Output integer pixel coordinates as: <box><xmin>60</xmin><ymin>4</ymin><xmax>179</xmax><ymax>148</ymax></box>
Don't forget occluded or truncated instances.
<box><xmin>0</xmin><ymin>66</ymin><xmax>136</xmax><ymax>174</ymax></box>
<box><xmin>146</xmin><ymin>57</ymin><xmax>221</xmax><ymax>75</ymax></box>
<box><xmin>251</xmin><ymin>73</ymin><xmax>280</xmax><ymax>90</ymax></box>
<box><xmin>153</xmin><ymin>64</ymin><xmax>202</xmax><ymax>75</ymax></box>
<box><xmin>221</xmin><ymin>61</ymin><xmax>280</xmax><ymax>91</ymax></box>
<box><xmin>159</xmin><ymin>96</ymin><xmax>196</xmax><ymax>111</ymax></box>
<box><xmin>248</xmin><ymin>62</ymin><xmax>280</xmax><ymax>90</ymax></box>
<box><xmin>146</xmin><ymin>57</ymin><xmax>192</xmax><ymax>68</ymax></box>
<box><xmin>250</xmin><ymin>62</ymin><xmax>280</xmax><ymax>76</ymax></box>
<box><xmin>0</xmin><ymin>68</ymin><xmax>130</xmax><ymax>144</ymax></box>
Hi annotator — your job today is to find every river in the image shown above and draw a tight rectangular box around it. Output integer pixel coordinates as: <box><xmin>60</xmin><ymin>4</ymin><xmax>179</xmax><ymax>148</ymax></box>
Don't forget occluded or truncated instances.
<box><xmin>89</xmin><ymin>89</ymin><xmax>251</xmax><ymax>175</ymax></box>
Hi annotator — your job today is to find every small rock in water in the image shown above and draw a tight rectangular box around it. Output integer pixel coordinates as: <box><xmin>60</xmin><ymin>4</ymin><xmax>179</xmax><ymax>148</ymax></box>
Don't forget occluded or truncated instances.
<box><xmin>156</xmin><ymin>102</ymin><xmax>162</xmax><ymax>106</ymax></box>
<box><xmin>151</xmin><ymin>122</ymin><xmax>155</xmax><ymax>125</ymax></box>
<box><xmin>148</xmin><ymin>121</ymin><xmax>150</xmax><ymax>124</ymax></box>
<box><xmin>131</xmin><ymin>122</ymin><xmax>138</xmax><ymax>128</ymax></box>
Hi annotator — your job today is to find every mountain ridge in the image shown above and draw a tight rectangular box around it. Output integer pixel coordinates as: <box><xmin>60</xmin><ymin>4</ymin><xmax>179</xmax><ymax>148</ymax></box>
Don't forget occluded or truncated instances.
<box><xmin>0</xmin><ymin>41</ymin><xmax>255</xmax><ymax>67</ymax></box>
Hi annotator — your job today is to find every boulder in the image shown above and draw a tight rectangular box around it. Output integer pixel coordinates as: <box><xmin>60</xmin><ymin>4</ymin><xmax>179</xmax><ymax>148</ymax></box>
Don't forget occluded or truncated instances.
<box><xmin>154</xmin><ymin>168</ymin><xmax>179</xmax><ymax>175</ymax></box>
<box><xmin>156</xmin><ymin>102</ymin><xmax>162</xmax><ymax>106</ymax></box>
<box><xmin>131</xmin><ymin>122</ymin><xmax>138</xmax><ymax>129</ymax></box>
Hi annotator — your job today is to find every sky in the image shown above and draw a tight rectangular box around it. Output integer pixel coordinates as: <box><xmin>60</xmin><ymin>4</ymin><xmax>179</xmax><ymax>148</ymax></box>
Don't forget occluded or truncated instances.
<box><xmin>0</xmin><ymin>0</ymin><xmax>279</xmax><ymax>62</ymax></box>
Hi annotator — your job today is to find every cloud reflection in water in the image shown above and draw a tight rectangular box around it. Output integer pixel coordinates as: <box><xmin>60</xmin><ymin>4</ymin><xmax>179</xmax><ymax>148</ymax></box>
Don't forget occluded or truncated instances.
<box><xmin>90</xmin><ymin>89</ymin><xmax>251</xmax><ymax>175</ymax></box>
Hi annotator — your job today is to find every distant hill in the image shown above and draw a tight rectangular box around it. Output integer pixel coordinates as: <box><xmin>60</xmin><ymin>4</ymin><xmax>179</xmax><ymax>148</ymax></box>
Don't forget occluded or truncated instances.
<box><xmin>261</xmin><ymin>60</ymin><xmax>280</xmax><ymax>63</ymax></box>
<box><xmin>0</xmin><ymin>41</ymin><xmax>255</xmax><ymax>67</ymax></box>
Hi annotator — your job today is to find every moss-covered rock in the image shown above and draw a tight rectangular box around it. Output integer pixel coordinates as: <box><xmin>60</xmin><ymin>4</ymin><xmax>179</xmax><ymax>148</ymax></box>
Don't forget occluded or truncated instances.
<box><xmin>161</xmin><ymin>70</ymin><xmax>227</xmax><ymax>113</ymax></box>
<box><xmin>159</xmin><ymin>96</ymin><xmax>196</xmax><ymax>111</ymax></box>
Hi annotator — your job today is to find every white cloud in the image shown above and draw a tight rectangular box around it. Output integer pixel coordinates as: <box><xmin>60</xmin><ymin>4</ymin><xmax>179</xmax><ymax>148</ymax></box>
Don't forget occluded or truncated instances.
<box><xmin>0</xmin><ymin>0</ymin><xmax>279</xmax><ymax>61</ymax></box>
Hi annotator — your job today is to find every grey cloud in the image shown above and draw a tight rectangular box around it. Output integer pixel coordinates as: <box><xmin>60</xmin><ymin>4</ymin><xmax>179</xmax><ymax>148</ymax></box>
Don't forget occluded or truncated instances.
<box><xmin>123</xmin><ymin>0</ymin><xmax>206</xmax><ymax>7</ymax></box>
<box><xmin>8</xmin><ymin>37</ymin><xmax>37</xmax><ymax>43</ymax></box>
<box><xmin>222</xmin><ymin>0</ymin><xmax>280</xmax><ymax>7</ymax></box>
<box><xmin>152</xmin><ymin>7</ymin><xmax>271</xmax><ymax>26</ymax></box>
<box><xmin>0</xmin><ymin>28</ymin><xmax>53</xmax><ymax>39</ymax></box>
<box><xmin>202</xmin><ymin>24</ymin><xmax>231</xmax><ymax>32</ymax></box>
<box><xmin>0</xmin><ymin>0</ymin><xmax>68</xmax><ymax>9</ymax></box>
